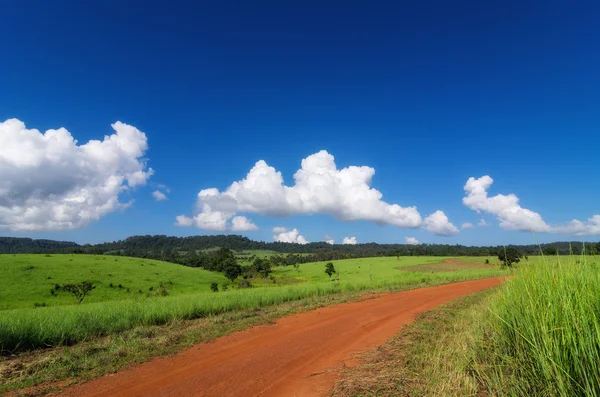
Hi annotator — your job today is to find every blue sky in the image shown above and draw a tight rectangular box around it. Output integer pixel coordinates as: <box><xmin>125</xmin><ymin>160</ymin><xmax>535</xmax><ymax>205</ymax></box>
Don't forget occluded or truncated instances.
<box><xmin>0</xmin><ymin>1</ymin><xmax>598</xmax><ymax>245</ymax></box>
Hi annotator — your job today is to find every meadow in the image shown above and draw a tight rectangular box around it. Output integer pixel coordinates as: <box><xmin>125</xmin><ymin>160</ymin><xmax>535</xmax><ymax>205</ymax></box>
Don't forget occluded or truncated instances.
<box><xmin>0</xmin><ymin>254</ymin><xmax>503</xmax><ymax>353</ymax></box>
<box><xmin>0</xmin><ymin>254</ymin><xmax>228</xmax><ymax>310</ymax></box>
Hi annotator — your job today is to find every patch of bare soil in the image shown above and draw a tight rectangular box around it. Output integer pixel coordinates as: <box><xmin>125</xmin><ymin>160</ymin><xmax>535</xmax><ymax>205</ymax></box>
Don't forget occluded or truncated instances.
<box><xmin>399</xmin><ymin>258</ymin><xmax>492</xmax><ymax>273</ymax></box>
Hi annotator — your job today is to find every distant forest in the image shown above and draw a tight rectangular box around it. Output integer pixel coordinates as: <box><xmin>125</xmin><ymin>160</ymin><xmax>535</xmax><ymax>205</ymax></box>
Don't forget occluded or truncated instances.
<box><xmin>1</xmin><ymin>235</ymin><xmax>598</xmax><ymax>260</ymax></box>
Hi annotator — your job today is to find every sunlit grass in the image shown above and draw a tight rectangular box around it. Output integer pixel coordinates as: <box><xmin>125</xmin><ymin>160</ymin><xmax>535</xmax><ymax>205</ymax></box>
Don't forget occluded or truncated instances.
<box><xmin>476</xmin><ymin>252</ymin><xmax>600</xmax><ymax>396</ymax></box>
<box><xmin>0</xmin><ymin>255</ymin><xmax>503</xmax><ymax>352</ymax></box>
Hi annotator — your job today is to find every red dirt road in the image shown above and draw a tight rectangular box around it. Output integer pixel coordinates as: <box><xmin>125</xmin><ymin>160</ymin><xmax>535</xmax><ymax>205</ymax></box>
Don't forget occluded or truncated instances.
<box><xmin>59</xmin><ymin>278</ymin><xmax>503</xmax><ymax>397</ymax></box>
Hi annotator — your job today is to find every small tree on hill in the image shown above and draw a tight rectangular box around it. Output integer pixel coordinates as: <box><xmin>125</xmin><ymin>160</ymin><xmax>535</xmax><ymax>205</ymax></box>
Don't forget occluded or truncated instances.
<box><xmin>59</xmin><ymin>282</ymin><xmax>96</xmax><ymax>304</ymax></box>
<box><xmin>325</xmin><ymin>262</ymin><xmax>336</xmax><ymax>280</ymax></box>
<box><xmin>223</xmin><ymin>261</ymin><xmax>242</xmax><ymax>283</ymax></box>
<box><xmin>210</xmin><ymin>282</ymin><xmax>219</xmax><ymax>292</ymax></box>
<box><xmin>498</xmin><ymin>247</ymin><xmax>522</xmax><ymax>268</ymax></box>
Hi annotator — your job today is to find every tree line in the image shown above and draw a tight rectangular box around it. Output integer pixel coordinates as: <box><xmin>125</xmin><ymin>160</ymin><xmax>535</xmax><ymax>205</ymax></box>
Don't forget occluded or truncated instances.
<box><xmin>1</xmin><ymin>234</ymin><xmax>598</xmax><ymax>258</ymax></box>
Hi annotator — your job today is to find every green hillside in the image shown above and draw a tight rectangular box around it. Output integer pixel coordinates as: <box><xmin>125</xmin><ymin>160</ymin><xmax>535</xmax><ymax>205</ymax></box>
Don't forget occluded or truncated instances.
<box><xmin>0</xmin><ymin>254</ymin><xmax>227</xmax><ymax>310</ymax></box>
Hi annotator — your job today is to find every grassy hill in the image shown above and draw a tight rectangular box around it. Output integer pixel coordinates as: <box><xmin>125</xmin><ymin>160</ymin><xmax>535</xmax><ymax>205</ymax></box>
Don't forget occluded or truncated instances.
<box><xmin>0</xmin><ymin>254</ymin><xmax>227</xmax><ymax>310</ymax></box>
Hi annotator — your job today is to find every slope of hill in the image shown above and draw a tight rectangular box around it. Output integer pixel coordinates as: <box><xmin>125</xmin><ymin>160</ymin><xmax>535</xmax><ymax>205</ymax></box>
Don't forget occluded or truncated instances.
<box><xmin>0</xmin><ymin>254</ymin><xmax>227</xmax><ymax>310</ymax></box>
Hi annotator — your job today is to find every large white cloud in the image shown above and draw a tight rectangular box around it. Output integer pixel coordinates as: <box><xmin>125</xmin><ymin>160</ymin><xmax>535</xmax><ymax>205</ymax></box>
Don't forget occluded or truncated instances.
<box><xmin>272</xmin><ymin>227</ymin><xmax>308</xmax><ymax>244</ymax></box>
<box><xmin>463</xmin><ymin>176</ymin><xmax>600</xmax><ymax>235</ymax></box>
<box><xmin>0</xmin><ymin>118</ymin><xmax>153</xmax><ymax>231</ymax></box>
<box><xmin>423</xmin><ymin>210</ymin><xmax>459</xmax><ymax>236</ymax></box>
<box><xmin>231</xmin><ymin>216</ymin><xmax>258</xmax><ymax>231</ymax></box>
<box><xmin>404</xmin><ymin>237</ymin><xmax>421</xmax><ymax>245</ymax></box>
<box><xmin>176</xmin><ymin>150</ymin><xmax>458</xmax><ymax>234</ymax></box>
<box><xmin>342</xmin><ymin>236</ymin><xmax>357</xmax><ymax>245</ymax></box>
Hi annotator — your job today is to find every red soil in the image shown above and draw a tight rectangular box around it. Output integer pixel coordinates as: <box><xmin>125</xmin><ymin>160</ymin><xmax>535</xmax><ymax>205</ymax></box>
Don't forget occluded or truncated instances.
<box><xmin>58</xmin><ymin>277</ymin><xmax>504</xmax><ymax>397</ymax></box>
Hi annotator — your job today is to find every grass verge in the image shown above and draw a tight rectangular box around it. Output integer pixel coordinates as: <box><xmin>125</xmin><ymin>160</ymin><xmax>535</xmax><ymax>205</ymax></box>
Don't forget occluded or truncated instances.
<box><xmin>331</xmin><ymin>289</ymin><xmax>497</xmax><ymax>397</ymax></box>
<box><xmin>0</xmin><ymin>267</ymin><xmax>501</xmax><ymax>353</ymax></box>
<box><xmin>0</xmin><ymin>278</ymin><xmax>496</xmax><ymax>396</ymax></box>
<box><xmin>473</xmin><ymin>254</ymin><xmax>600</xmax><ymax>396</ymax></box>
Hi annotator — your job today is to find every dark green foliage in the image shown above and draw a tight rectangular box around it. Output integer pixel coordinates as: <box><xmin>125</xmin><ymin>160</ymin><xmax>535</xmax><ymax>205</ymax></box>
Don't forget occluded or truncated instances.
<box><xmin>325</xmin><ymin>262</ymin><xmax>336</xmax><ymax>280</ymax></box>
<box><xmin>253</xmin><ymin>258</ymin><xmax>273</xmax><ymax>278</ymax></box>
<box><xmin>1</xmin><ymin>235</ymin><xmax>598</xmax><ymax>266</ymax></box>
<box><xmin>223</xmin><ymin>260</ymin><xmax>242</xmax><ymax>282</ymax></box>
<box><xmin>210</xmin><ymin>282</ymin><xmax>219</xmax><ymax>292</ymax></box>
<box><xmin>543</xmin><ymin>246</ymin><xmax>558</xmax><ymax>256</ymax></box>
<box><xmin>485</xmin><ymin>259</ymin><xmax>490</xmax><ymax>264</ymax></box>
<box><xmin>498</xmin><ymin>247</ymin><xmax>522</xmax><ymax>267</ymax></box>
<box><xmin>56</xmin><ymin>282</ymin><xmax>96</xmax><ymax>303</ymax></box>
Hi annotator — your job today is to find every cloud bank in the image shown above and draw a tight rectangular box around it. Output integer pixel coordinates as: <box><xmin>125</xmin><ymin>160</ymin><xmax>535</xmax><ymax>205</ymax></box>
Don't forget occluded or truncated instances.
<box><xmin>177</xmin><ymin>150</ymin><xmax>456</xmax><ymax>235</ymax></box>
<box><xmin>404</xmin><ymin>237</ymin><xmax>421</xmax><ymax>245</ymax></box>
<box><xmin>272</xmin><ymin>227</ymin><xmax>308</xmax><ymax>244</ymax></box>
<box><xmin>342</xmin><ymin>236</ymin><xmax>357</xmax><ymax>245</ymax></box>
<box><xmin>464</xmin><ymin>176</ymin><xmax>600</xmax><ymax>235</ymax></box>
<box><xmin>0</xmin><ymin>118</ymin><xmax>153</xmax><ymax>231</ymax></box>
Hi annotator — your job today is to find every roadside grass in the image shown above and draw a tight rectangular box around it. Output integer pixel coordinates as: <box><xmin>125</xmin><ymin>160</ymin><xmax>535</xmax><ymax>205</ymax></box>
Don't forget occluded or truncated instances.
<box><xmin>473</xmin><ymin>253</ymin><xmax>600</xmax><ymax>396</ymax></box>
<box><xmin>332</xmin><ymin>289</ymin><xmax>496</xmax><ymax>396</ymax></box>
<box><xmin>0</xmin><ymin>263</ymin><xmax>502</xmax><ymax>353</ymax></box>
<box><xmin>1</xmin><ymin>279</ymin><xmax>498</xmax><ymax>395</ymax></box>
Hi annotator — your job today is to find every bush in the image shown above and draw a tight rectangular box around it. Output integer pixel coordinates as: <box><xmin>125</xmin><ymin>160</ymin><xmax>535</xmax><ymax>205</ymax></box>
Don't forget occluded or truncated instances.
<box><xmin>238</xmin><ymin>279</ymin><xmax>252</xmax><ymax>289</ymax></box>
<box><xmin>210</xmin><ymin>282</ymin><xmax>219</xmax><ymax>292</ymax></box>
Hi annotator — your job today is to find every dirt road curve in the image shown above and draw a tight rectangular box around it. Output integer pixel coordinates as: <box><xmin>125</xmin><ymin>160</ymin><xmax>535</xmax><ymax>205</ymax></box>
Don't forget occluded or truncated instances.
<box><xmin>59</xmin><ymin>277</ymin><xmax>503</xmax><ymax>397</ymax></box>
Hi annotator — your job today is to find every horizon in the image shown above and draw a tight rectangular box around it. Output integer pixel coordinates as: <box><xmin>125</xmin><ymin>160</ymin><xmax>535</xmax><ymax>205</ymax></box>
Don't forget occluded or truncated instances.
<box><xmin>1</xmin><ymin>233</ymin><xmax>597</xmax><ymax>249</ymax></box>
<box><xmin>1</xmin><ymin>1</ymin><xmax>599</xmax><ymax>246</ymax></box>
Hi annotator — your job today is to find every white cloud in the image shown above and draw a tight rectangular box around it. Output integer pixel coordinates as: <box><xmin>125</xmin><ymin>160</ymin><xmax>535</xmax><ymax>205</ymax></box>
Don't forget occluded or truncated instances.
<box><xmin>177</xmin><ymin>150</ymin><xmax>430</xmax><ymax>231</ymax></box>
<box><xmin>272</xmin><ymin>228</ymin><xmax>309</xmax><ymax>244</ymax></box>
<box><xmin>553</xmin><ymin>215</ymin><xmax>600</xmax><ymax>236</ymax></box>
<box><xmin>478</xmin><ymin>218</ymin><xmax>489</xmax><ymax>227</ymax></box>
<box><xmin>423</xmin><ymin>210</ymin><xmax>459</xmax><ymax>236</ymax></box>
<box><xmin>463</xmin><ymin>176</ymin><xmax>600</xmax><ymax>235</ymax></box>
<box><xmin>273</xmin><ymin>226</ymin><xmax>288</xmax><ymax>233</ymax></box>
<box><xmin>0</xmin><ymin>118</ymin><xmax>153</xmax><ymax>231</ymax></box>
<box><xmin>461</xmin><ymin>222</ymin><xmax>474</xmax><ymax>229</ymax></box>
<box><xmin>175</xmin><ymin>215</ymin><xmax>194</xmax><ymax>227</ymax></box>
<box><xmin>342</xmin><ymin>236</ymin><xmax>357</xmax><ymax>245</ymax></box>
<box><xmin>324</xmin><ymin>235</ymin><xmax>334</xmax><ymax>245</ymax></box>
<box><xmin>152</xmin><ymin>190</ymin><xmax>168</xmax><ymax>201</ymax></box>
<box><xmin>404</xmin><ymin>237</ymin><xmax>421</xmax><ymax>245</ymax></box>
<box><xmin>231</xmin><ymin>216</ymin><xmax>258</xmax><ymax>231</ymax></box>
<box><xmin>463</xmin><ymin>176</ymin><xmax>550</xmax><ymax>232</ymax></box>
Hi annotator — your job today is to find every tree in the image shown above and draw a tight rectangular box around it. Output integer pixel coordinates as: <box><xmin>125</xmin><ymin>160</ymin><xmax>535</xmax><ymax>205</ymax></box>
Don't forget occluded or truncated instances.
<box><xmin>498</xmin><ymin>247</ymin><xmax>522</xmax><ymax>267</ymax></box>
<box><xmin>223</xmin><ymin>260</ymin><xmax>242</xmax><ymax>282</ymax></box>
<box><xmin>571</xmin><ymin>245</ymin><xmax>580</xmax><ymax>255</ymax></box>
<box><xmin>325</xmin><ymin>262</ymin><xmax>336</xmax><ymax>280</ymax></box>
<box><xmin>210</xmin><ymin>282</ymin><xmax>219</xmax><ymax>292</ymax></box>
<box><xmin>253</xmin><ymin>258</ymin><xmax>272</xmax><ymax>278</ymax></box>
<box><xmin>543</xmin><ymin>246</ymin><xmax>558</xmax><ymax>256</ymax></box>
<box><xmin>59</xmin><ymin>282</ymin><xmax>95</xmax><ymax>303</ymax></box>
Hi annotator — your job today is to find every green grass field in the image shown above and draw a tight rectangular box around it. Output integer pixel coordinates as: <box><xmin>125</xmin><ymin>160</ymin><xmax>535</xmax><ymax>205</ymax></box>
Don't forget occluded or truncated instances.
<box><xmin>0</xmin><ymin>254</ymin><xmax>228</xmax><ymax>310</ymax></box>
<box><xmin>0</xmin><ymin>254</ymin><xmax>503</xmax><ymax>352</ymax></box>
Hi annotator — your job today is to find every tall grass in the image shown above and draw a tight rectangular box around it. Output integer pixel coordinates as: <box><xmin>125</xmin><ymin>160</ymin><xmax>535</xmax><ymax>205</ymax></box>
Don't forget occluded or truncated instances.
<box><xmin>0</xmin><ymin>268</ymin><xmax>499</xmax><ymax>353</ymax></box>
<box><xmin>477</xmin><ymin>253</ymin><xmax>600</xmax><ymax>396</ymax></box>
